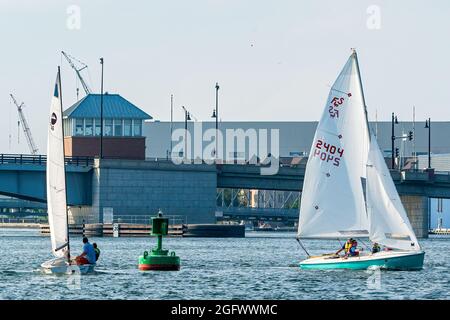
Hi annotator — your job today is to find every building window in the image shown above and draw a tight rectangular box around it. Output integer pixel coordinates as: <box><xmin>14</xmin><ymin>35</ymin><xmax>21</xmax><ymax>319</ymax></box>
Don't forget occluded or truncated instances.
<box><xmin>124</xmin><ymin>119</ymin><xmax>132</xmax><ymax>136</ymax></box>
<box><xmin>85</xmin><ymin>118</ymin><xmax>93</xmax><ymax>136</ymax></box>
<box><xmin>63</xmin><ymin>119</ymin><xmax>71</xmax><ymax>137</ymax></box>
<box><xmin>94</xmin><ymin>118</ymin><xmax>101</xmax><ymax>136</ymax></box>
<box><xmin>75</xmin><ymin>118</ymin><xmax>84</xmax><ymax>136</ymax></box>
<box><xmin>133</xmin><ymin>120</ymin><xmax>142</xmax><ymax>136</ymax></box>
<box><xmin>104</xmin><ymin>119</ymin><xmax>113</xmax><ymax>136</ymax></box>
<box><xmin>114</xmin><ymin>119</ymin><xmax>123</xmax><ymax>136</ymax></box>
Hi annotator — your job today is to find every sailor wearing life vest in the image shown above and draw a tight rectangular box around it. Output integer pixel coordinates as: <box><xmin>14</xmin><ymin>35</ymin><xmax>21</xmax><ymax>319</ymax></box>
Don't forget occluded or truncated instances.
<box><xmin>335</xmin><ymin>238</ymin><xmax>359</xmax><ymax>257</ymax></box>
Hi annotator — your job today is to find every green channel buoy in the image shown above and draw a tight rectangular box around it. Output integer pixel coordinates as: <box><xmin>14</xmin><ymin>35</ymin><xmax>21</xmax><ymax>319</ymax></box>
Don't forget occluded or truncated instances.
<box><xmin>138</xmin><ymin>210</ymin><xmax>180</xmax><ymax>271</ymax></box>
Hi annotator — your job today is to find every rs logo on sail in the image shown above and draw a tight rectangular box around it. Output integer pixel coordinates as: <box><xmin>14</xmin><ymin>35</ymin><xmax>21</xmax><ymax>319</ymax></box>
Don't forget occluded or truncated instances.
<box><xmin>313</xmin><ymin>139</ymin><xmax>344</xmax><ymax>167</ymax></box>
<box><xmin>328</xmin><ymin>93</ymin><xmax>351</xmax><ymax>118</ymax></box>
<box><xmin>50</xmin><ymin>112</ymin><xmax>57</xmax><ymax>131</ymax></box>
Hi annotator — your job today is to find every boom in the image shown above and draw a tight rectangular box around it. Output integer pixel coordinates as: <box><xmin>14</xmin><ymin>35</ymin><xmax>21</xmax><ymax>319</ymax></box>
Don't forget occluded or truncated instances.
<box><xmin>61</xmin><ymin>51</ymin><xmax>91</xmax><ymax>97</ymax></box>
<box><xmin>10</xmin><ymin>94</ymin><xmax>39</xmax><ymax>155</ymax></box>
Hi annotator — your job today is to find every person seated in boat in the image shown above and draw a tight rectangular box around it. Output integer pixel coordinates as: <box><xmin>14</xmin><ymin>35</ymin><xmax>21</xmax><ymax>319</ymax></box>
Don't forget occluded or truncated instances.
<box><xmin>75</xmin><ymin>237</ymin><xmax>96</xmax><ymax>265</ymax></box>
<box><xmin>345</xmin><ymin>240</ymin><xmax>359</xmax><ymax>257</ymax></box>
<box><xmin>93</xmin><ymin>243</ymin><xmax>100</xmax><ymax>261</ymax></box>
<box><xmin>335</xmin><ymin>238</ymin><xmax>353</xmax><ymax>256</ymax></box>
<box><xmin>372</xmin><ymin>242</ymin><xmax>381</xmax><ymax>254</ymax></box>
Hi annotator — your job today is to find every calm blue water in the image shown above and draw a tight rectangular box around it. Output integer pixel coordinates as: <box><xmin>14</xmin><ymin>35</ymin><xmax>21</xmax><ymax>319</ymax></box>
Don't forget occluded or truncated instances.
<box><xmin>0</xmin><ymin>228</ymin><xmax>448</xmax><ymax>300</ymax></box>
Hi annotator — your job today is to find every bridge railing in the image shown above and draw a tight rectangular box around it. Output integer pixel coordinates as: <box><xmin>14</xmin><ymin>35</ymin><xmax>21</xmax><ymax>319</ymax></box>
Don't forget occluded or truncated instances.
<box><xmin>112</xmin><ymin>215</ymin><xmax>187</xmax><ymax>225</ymax></box>
<box><xmin>70</xmin><ymin>214</ymin><xmax>188</xmax><ymax>225</ymax></box>
<box><xmin>0</xmin><ymin>216</ymin><xmax>47</xmax><ymax>224</ymax></box>
<box><xmin>0</xmin><ymin>154</ymin><xmax>94</xmax><ymax>166</ymax></box>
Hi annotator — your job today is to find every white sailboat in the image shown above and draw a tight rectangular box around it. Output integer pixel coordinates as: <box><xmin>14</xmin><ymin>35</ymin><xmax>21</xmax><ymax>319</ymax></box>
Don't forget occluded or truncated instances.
<box><xmin>297</xmin><ymin>50</ymin><xmax>425</xmax><ymax>270</ymax></box>
<box><xmin>41</xmin><ymin>67</ymin><xmax>95</xmax><ymax>274</ymax></box>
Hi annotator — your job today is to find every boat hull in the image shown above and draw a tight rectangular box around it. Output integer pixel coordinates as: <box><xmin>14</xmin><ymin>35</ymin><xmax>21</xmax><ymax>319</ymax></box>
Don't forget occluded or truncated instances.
<box><xmin>299</xmin><ymin>250</ymin><xmax>424</xmax><ymax>270</ymax></box>
<box><xmin>41</xmin><ymin>258</ymin><xmax>95</xmax><ymax>275</ymax></box>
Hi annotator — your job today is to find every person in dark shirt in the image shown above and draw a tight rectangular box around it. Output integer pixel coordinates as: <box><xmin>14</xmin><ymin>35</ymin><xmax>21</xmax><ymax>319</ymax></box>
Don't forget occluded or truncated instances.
<box><xmin>372</xmin><ymin>242</ymin><xmax>381</xmax><ymax>254</ymax></box>
<box><xmin>93</xmin><ymin>243</ymin><xmax>100</xmax><ymax>261</ymax></box>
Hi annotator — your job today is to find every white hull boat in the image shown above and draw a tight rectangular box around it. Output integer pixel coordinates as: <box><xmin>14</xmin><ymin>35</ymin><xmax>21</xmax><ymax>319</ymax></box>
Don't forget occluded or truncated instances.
<box><xmin>41</xmin><ymin>258</ymin><xmax>95</xmax><ymax>275</ymax></box>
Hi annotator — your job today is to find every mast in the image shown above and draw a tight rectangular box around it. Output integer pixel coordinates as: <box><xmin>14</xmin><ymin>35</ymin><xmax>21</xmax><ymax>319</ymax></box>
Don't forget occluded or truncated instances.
<box><xmin>352</xmin><ymin>49</ymin><xmax>372</xmax><ymax>142</ymax></box>
<box><xmin>58</xmin><ymin>66</ymin><xmax>71</xmax><ymax>263</ymax></box>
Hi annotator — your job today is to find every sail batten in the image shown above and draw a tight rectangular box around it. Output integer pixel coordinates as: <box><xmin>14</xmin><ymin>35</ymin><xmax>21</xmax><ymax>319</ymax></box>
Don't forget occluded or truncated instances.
<box><xmin>46</xmin><ymin>69</ymin><xmax>70</xmax><ymax>259</ymax></box>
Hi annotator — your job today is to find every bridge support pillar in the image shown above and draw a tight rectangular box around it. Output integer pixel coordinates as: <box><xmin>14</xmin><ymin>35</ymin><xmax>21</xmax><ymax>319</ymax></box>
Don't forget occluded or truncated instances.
<box><xmin>400</xmin><ymin>195</ymin><xmax>429</xmax><ymax>239</ymax></box>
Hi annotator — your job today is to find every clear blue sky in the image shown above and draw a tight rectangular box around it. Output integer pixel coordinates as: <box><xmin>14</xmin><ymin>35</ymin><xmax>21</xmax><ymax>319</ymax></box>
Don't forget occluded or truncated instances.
<box><xmin>1</xmin><ymin>0</ymin><xmax>449</xmax><ymax>154</ymax></box>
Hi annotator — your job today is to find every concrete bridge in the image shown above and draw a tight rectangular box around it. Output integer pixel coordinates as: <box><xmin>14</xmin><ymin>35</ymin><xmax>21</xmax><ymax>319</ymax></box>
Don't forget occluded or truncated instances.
<box><xmin>0</xmin><ymin>154</ymin><xmax>92</xmax><ymax>205</ymax></box>
<box><xmin>2</xmin><ymin>154</ymin><xmax>450</xmax><ymax>203</ymax></box>
<box><xmin>217</xmin><ymin>163</ymin><xmax>450</xmax><ymax>198</ymax></box>
<box><xmin>1</xmin><ymin>154</ymin><xmax>449</xmax><ymax>237</ymax></box>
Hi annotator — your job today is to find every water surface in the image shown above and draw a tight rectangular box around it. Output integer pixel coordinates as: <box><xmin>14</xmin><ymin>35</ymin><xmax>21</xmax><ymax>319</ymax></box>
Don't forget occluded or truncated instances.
<box><xmin>0</xmin><ymin>229</ymin><xmax>448</xmax><ymax>299</ymax></box>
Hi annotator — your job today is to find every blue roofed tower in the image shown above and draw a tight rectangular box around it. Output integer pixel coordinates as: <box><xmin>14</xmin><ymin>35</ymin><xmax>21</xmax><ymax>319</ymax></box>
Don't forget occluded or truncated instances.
<box><xmin>63</xmin><ymin>93</ymin><xmax>152</xmax><ymax>160</ymax></box>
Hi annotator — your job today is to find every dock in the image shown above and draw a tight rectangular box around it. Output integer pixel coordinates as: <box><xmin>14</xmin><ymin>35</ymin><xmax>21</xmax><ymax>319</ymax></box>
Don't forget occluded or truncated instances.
<box><xmin>0</xmin><ymin>223</ymin><xmax>41</xmax><ymax>229</ymax></box>
<box><xmin>37</xmin><ymin>223</ymin><xmax>245</xmax><ymax>238</ymax></box>
<box><xmin>429</xmin><ymin>228</ymin><xmax>450</xmax><ymax>235</ymax></box>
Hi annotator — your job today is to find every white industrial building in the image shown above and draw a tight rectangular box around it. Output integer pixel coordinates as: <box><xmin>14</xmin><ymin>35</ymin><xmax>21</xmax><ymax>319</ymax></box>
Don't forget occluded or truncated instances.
<box><xmin>144</xmin><ymin>121</ymin><xmax>450</xmax><ymax>167</ymax></box>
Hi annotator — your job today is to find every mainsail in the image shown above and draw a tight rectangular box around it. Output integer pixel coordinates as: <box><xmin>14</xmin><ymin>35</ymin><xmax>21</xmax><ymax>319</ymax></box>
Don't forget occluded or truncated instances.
<box><xmin>366</xmin><ymin>136</ymin><xmax>421</xmax><ymax>251</ymax></box>
<box><xmin>46</xmin><ymin>68</ymin><xmax>70</xmax><ymax>258</ymax></box>
<box><xmin>298</xmin><ymin>51</ymin><xmax>370</xmax><ymax>238</ymax></box>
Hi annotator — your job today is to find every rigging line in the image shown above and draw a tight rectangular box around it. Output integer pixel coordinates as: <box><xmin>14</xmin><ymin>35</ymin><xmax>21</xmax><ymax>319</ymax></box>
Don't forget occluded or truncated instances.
<box><xmin>296</xmin><ymin>237</ymin><xmax>310</xmax><ymax>257</ymax></box>
<box><xmin>357</xmin><ymin>237</ymin><xmax>371</xmax><ymax>251</ymax></box>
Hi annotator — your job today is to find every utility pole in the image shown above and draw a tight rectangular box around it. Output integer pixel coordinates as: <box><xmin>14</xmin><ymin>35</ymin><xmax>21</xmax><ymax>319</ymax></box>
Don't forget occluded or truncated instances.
<box><xmin>100</xmin><ymin>57</ymin><xmax>104</xmax><ymax>159</ymax></box>
<box><xmin>215</xmin><ymin>82</ymin><xmax>219</xmax><ymax>161</ymax></box>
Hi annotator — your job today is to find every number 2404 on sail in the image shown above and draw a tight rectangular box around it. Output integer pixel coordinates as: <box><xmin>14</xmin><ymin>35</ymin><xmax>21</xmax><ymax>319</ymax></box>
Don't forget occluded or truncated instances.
<box><xmin>314</xmin><ymin>139</ymin><xmax>344</xmax><ymax>167</ymax></box>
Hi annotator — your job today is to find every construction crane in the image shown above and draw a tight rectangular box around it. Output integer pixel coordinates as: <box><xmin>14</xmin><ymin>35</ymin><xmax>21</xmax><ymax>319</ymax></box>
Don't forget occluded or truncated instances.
<box><xmin>61</xmin><ymin>51</ymin><xmax>92</xmax><ymax>99</ymax></box>
<box><xmin>9</xmin><ymin>94</ymin><xmax>39</xmax><ymax>155</ymax></box>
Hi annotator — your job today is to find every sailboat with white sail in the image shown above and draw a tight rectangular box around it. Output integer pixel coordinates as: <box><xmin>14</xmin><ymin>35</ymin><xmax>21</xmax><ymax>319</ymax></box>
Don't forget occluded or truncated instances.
<box><xmin>297</xmin><ymin>50</ymin><xmax>424</xmax><ymax>270</ymax></box>
<box><xmin>41</xmin><ymin>67</ymin><xmax>95</xmax><ymax>274</ymax></box>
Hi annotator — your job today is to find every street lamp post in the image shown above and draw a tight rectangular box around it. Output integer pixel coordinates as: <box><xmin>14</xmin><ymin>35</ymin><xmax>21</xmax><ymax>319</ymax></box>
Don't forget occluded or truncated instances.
<box><xmin>425</xmin><ymin>118</ymin><xmax>431</xmax><ymax>169</ymax></box>
<box><xmin>211</xmin><ymin>82</ymin><xmax>219</xmax><ymax>161</ymax></box>
<box><xmin>391</xmin><ymin>112</ymin><xmax>399</xmax><ymax>169</ymax></box>
<box><xmin>182</xmin><ymin>106</ymin><xmax>191</xmax><ymax>160</ymax></box>
<box><xmin>100</xmin><ymin>57</ymin><xmax>104</xmax><ymax>159</ymax></box>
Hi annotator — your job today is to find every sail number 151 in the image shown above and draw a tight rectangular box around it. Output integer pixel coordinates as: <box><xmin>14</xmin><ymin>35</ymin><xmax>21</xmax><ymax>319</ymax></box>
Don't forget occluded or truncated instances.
<box><xmin>314</xmin><ymin>139</ymin><xmax>344</xmax><ymax>167</ymax></box>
